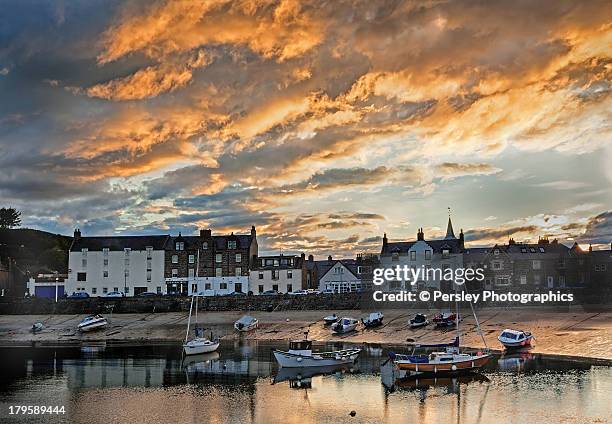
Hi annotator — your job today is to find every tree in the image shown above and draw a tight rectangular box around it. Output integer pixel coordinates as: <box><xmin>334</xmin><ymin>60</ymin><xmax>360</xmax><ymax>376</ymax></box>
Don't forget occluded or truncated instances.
<box><xmin>0</xmin><ymin>207</ymin><xmax>21</xmax><ymax>229</ymax></box>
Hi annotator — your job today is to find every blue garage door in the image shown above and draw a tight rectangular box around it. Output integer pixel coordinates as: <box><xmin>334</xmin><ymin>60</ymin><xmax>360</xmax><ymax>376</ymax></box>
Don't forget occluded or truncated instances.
<box><xmin>35</xmin><ymin>285</ymin><xmax>65</xmax><ymax>298</ymax></box>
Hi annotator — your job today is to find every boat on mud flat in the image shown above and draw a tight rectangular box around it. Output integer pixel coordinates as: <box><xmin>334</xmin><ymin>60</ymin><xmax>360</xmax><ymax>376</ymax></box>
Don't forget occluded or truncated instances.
<box><xmin>409</xmin><ymin>313</ymin><xmax>429</xmax><ymax>329</ymax></box>
<box><xmin>77</xmin><ymin>315</ymin><xmax>108</xmax><ymax>332</ymax></box>
<box><xmin>234</xmin><ymin>315</ymin><xmax>259</xmax><ymax>332</ymax></box>
<box><xmin>183</xmin><ymin>295</ymin><xmax>219</xmax><ymax>355</ymax></box>
<box><xmin>273</xmin><ymin>334</ymin><xmax>361</xmax><ymax>368</ymax></box>
<box><xmin>331</xmin><ymin>317</ymin><xmax>359</xmax><ymax>334</ymax></box>
<box><xmin>32</xmin><ymin>322</ymin><xmax>44</xmax><ymax>333</ymax></box>
<box><xmin>432</xmin><ymin>312</ymin><xmax>457</xmax><ymax>328</ymax></box>
<box><xmin>498</xmin><ymin>329</ymin><xmax>535</xmax><ymax>350</ymax></box>
<box><xmin>361</xmin><ymin>312</ymin><xmax>384</xmax><ymax>328</ymax></box>
<box><xmin>323</xmin><ymin>314</ymin><xmax>339</xmax><ymax>325</ymax></box>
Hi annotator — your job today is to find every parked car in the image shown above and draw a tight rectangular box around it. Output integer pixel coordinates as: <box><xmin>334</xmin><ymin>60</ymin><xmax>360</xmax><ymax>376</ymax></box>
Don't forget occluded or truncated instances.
<box><xmin>261</xmin><ymin>290</ymin><xmax>280</xmax><ymax>296</ymax></box>
<box><xmin>289</xmin><ymin>289</ymin><xmax>308</xmax><ymax>295</ymax></box>
<box><xmin>306</xmin><ymin>289</ymin><xmax>321</xmax><ymax>295</ymax></box>
<box><xmin>105</xmin><ymin>291</ymin><xmax>125</xmax><ymax>298</ymax></box>
<box><xmin>228</xmin><ymin>291</ymin><xmax>246</xmax><ymax>296</ymax></box>
<box><xmin>67</xmin><ymin>292</ymin><xmax>90</xmax><ymax>299</ymax></box>
<box><xmin>136</xmin><ymin>292</ymin><xmax>158</xmax><ymax>297</ymax></box>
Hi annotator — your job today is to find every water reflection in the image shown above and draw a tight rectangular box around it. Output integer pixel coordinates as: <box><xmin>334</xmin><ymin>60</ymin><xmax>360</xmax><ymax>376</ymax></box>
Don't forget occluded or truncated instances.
<box><xmin>0</xmin><ymin>342</ymin><xmax>609</xmax><ymax>423</ymax></box>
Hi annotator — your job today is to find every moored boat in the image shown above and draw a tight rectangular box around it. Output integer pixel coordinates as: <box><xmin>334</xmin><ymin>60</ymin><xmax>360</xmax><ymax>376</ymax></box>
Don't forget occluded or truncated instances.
<box><xmin>498</xmin><ymin>329</ymin><xmax>534</xmax><ymax>350</ymax></box>
<box><xmin>409</xmin><ymin>313</ymin><xmax>429</xmax><ymax>329</ymax></box>
<box><xmin>361</xmin><ymin>312</ymin><xmax>384</xmax><ymax>328</ymax></box>
<box><xmin>323</xmin><ymin>314</ymin><xmax>338</xmax><ymax>325</ymax></box>
<box><xmin>273</xmin><ymin>336</ymin><xmax>361</xmax><ymax>368</ymax></box>
<box><xmin>183</xmin><ymin>294</ymin><xmax>219</xmax><ymax>356</ymax></box>
<box><xmin>32</xmin><ymin>322</ymin><xmax>44</xmax><ymax>333</ymax></box>
<box><xmin>390</xmin><ymin>347</ymin><xmax>491</xmax><ymax>377</ymax></box>
<box><xmin>331</xmin><ymin>317</ymin><xmax>359</xmax><ymax>334</ymax></box>
<box><xmin>77</xmin><ymin>315</ymin><xmax>108</xmax><ymax>332</ymax></box>
<box><xmin>234</xmin><ymin>315</ymin><xmax>258</xmax><ymax>332</ymax></box>
<box><xmin>432</xmin><ymin>312</ymin><xmax>457</xmax><ymax>328</ymax></box>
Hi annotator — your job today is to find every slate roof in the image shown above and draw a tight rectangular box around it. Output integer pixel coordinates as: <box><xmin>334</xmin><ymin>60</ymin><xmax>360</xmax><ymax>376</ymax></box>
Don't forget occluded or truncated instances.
<box><xmin>70</xmin><ymin>235</ymin><xmax>170</xmax><ymax>252</ymax></box>
<box><xmin>384</xmin><ymin>238</ymin><xmax>463</xmax><ymax>254</ymax></box>
<box><xmin>316</xmin><ymin>259</ymin><xmax>360</xmax><ymax>280</ymax></box>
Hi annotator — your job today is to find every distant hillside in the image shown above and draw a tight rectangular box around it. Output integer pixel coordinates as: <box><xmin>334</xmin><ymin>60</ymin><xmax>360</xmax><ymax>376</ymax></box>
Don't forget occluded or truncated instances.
<box><xmin>0</xmin><ymin>228</ymin><xmax>72</xmax><ymax>275</ymax></box>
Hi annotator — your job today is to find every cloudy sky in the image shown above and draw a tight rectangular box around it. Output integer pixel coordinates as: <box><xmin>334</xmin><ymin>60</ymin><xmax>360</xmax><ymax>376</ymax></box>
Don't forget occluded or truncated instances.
<box><xmin>0</xmin><ymin>0</ymin><xmax>611</xmax><ymax>255</ymax></box>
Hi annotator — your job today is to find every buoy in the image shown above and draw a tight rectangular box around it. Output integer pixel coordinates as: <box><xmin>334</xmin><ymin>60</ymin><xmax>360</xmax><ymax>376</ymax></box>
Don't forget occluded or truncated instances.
<box><xmin>286</xmin><ymin>318</ymin><xmax>290</xmax><ymax>322</ymax></box>
<box><xmin>451</xmin><ymin>365</ymin><xmax>457</xmax><ymax>371</ymax></box>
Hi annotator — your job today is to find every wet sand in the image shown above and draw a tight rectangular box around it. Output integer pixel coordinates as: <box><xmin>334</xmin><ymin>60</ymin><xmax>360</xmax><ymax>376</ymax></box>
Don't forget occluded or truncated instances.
<box><xmin>0</xmin><ymin>307</ymin><xmax>610</xmax><ymax>361</ymax></box>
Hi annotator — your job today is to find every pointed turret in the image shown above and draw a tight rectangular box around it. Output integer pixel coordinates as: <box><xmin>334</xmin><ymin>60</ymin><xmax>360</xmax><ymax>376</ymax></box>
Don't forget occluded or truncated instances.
<box><xmin>445</xmin><ymin>216</ymin><xmax>456</xmax><ymax>239</ymax></box>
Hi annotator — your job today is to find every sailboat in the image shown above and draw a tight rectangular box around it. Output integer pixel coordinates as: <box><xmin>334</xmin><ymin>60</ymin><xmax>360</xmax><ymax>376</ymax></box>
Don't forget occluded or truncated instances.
<box><xmin>390</xmin><ymin>284</ymin><xmax>491</xmax><ymax>377</ymax></box>
<box><xmin>183</xmin><ymin>254</ymin><xmax>219</xmax><ymax>356</ymax></box>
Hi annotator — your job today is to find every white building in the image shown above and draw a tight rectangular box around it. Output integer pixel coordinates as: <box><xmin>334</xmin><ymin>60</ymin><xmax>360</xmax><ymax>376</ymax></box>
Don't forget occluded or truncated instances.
<box><xmin>250</xmin><ymin>254</ymin><xmax>305</xmax><ymax>294</ymax></box>
<box><xmin>65</xmin><ymin>230</ymin><xmax>169</xmax><ymax>297</ymax></box>
<box><xmin>316</xmin><ymin>257</ymin><xmax>362</xmax><ymax>293</ymax></box>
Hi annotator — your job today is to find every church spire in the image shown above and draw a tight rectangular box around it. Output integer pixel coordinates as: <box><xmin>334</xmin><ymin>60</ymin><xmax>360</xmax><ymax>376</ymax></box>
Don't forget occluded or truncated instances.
<box><xmin>445</xmin><ymin>207</ymin><xmax>456</xmax><ymax>239</ymax></box>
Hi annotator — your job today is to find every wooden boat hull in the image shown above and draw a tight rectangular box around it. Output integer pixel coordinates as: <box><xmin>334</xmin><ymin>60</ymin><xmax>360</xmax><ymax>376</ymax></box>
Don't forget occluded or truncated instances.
<box><xmin>395</xmin><ymin>354</ymin><xmax>492</xmax><ymax>376</ymax></box>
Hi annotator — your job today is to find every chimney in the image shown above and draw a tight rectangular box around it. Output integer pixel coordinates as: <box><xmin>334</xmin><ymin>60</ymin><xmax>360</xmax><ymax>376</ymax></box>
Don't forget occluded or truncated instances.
<box><xmin>459</xmin><ymin>228</ymin><xmax>465</xmax><ymax>248</ymax></box>
<box><xmin>589</xmin><ymin>244</ymin><xmax>593</xmax><ymax>252</ymax></box>
<box><xmin>417</xmin><ymin>227</ymin><xmax>424</xmax><ymax>241</ymax></box>
<box><xmin>200</xmin><ymin>229</ymin><xmax>212</xmax><ymax>238</ymax></box>
<box><xmin>508</xmin><ymin>237</ymin><xmax>515</xmax><ymax>245</ymax></box>
<box><xmin>328</xmin><ymin>255</ymin><xmax>332</xmax><ymax>262</ymax></box>
<box><xmin>300</xmin><ymin>252</ymin><xmax>305</xmax><ymax>261</ymax></box>
<box><xmin>382</xmin><ymin>233</ymin><xmax>388</xmax><ymax>251</ymax></box>
<box><xmin>308</xmin><ymin>254</ymin><xmax>314</xmax><ymax>262</ymax></box>
<box><xmin>73</xmin><ymin>228</ymin><xmax>81</xmax><ymax>240</ymax></box>
<box><xmin>251</xmin><ymin>225</ymin><xmax>256</xmax><ymax>236</ymax></box>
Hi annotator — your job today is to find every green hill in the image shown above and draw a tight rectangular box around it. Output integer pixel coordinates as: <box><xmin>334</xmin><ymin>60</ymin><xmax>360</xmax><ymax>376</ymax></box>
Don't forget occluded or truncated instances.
<box><xmin>0</xmin><ymin>228</ymin><xmax>72</xmax><ymax>275</ymax></box>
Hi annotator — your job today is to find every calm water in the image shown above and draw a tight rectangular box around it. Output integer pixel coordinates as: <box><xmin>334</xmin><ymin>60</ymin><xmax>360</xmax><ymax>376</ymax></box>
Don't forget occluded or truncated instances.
<box><xmin>0</xmin><ymin>341</ymin><xmax>610</xmax><ymax>423</ymax></box>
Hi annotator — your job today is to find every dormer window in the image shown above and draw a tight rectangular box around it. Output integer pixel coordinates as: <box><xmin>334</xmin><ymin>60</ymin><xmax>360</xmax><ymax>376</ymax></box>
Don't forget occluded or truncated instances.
<box><xmin>442</xmin><ymin>248</ymin><xmax>450</xmax><ymax>258</ymax></box>
<box><xmin>494</xmin><ymin>249</ymin><xmax>499</xmax><ymax>255</ymax></box>
<box><xmin>175</xmin><ymin>242</ymin><xmax>184</xmax><ymax>251</ymax></box>
<box><xmin>539</xmin><ymin>247</ymin><xmax>545</xmax><ymax>253</ymax></box>
<box><xmin>228</xmin><ymin>240</ymin><xmax>237</xmax><ymax>249</ymax></box>
<box><xmin>425</xmin><ymin>250</ymin><xmax>432</xmax><ymax>260</ymax></box>
<box><xmin>410</xmin><ymin>251</ymin><xmax>416</xmax><ymax>261</ymax></box>
<box><xmin>202</xmin><ymin>242</ymin><xmax>208</xmax><ymax>250</ymax></box>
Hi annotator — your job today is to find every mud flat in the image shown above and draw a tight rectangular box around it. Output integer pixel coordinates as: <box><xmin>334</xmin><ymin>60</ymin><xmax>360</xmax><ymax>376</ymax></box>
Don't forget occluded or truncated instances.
<box><xmin>0</xmin><ymin>307</ymin><xmax>610</xmax><ymax>362</ymax></box>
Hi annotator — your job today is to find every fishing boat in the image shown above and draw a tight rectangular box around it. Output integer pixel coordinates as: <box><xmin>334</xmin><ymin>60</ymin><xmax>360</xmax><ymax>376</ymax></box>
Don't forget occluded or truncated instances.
<box><xmin>323</xmin><ymin>313</ymin><xmax>339</xmax><ymax>325</ymax></box>
<box><xmin>432</xmin><ymin>312</ymin><xmax>457</xmax><ymax>328</ymax></box>
<box><xmin>390</xmin><ymin>286</ymin><xmax>491</xmax><ymax>377</ymax></box>
<box><xmin>31</xmin><ymin>322</ymin><xmax>44</xmax><ymax>333</ymax></box>
<box><xmin>183</xmin><ymin>296</ymin><xmax>219</xmax><ymax>355</ymax></box>
<box><xmin>77</xmin><ymin>315</ymin><xmax>108</xmax><ymax>332</ymax></box>
<box><xmin>273</xmin><ymin>332</ymin><xmax>361</xmax><ymax>368</ymax></box>
<box><xmin>498</xmin><ymin>329</ymin><xmax>534</xmax><ymax>350</ymax></box>
<box><xmin>361</xmin><ymin>312</ymin><xmax>384</xmax><ymax>328</ymax></box>
<box><xmin>331</xmin><ymin>317</ymin><xmax>359</xmax><ymax>334</ymax></box>
<box><xmin>234</xmin><ymin>315</ymin><xmax>258</xmax><ymax>332</ymax></box>
<box><xmin>409</xmin><ymin>313</ymin><xmax>429</xmax><ymax>328</ymax></box>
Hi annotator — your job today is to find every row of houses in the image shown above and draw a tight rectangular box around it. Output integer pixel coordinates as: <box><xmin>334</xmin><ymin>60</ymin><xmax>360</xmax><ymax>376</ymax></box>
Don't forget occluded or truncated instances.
<box><xmin>25</xmin><ymin>217</ymin><xmax>612</xmax><ymax>298</ymax></box>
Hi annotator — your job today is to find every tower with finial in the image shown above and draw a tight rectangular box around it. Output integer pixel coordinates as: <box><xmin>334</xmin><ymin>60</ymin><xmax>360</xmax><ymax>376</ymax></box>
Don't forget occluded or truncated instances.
<box><xmin>445</xmin><ymin>207</ymin><xmax>456</xmax><ymax>239</ymax></box>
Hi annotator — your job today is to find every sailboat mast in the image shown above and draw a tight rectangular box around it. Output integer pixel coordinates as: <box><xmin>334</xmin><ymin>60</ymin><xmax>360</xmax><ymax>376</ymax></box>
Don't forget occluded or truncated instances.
<box><xmin>185</xmin><ymin>295</ymin><xmax>194</xmax><ymax>343</ymax></box>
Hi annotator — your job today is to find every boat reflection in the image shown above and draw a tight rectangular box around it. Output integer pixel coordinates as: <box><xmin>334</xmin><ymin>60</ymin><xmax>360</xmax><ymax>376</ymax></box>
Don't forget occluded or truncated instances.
<box><xmin>272</xmin><ymin>364</ymin><xmax>360</xmax><ymax>388</ymax></box>
<box><xmin>497</xmin><ymin>352</ymin><xmax>534</xmax><ymax>373</ymax></box>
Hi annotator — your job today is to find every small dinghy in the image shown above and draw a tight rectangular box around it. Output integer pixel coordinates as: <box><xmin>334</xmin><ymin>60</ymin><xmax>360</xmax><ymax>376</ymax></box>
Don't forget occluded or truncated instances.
<box><xmin>432</xmin><ymin>312</ymin><xmax>457</xmax><ymax>328</ymax></box>
<box><xmin>273</xmin><ymin>332</ymin><xmax>361</xmax><ymax>368</ymax></box>
<box><xmin>361</xmin><ymin>312</ymin><xmax>384</xmax><ymax>328</ymax></box>
<box><xmin>323</xmin><ymin>314</ymin><xmax>338</xmax><ymax>325</ymax></box>
<box><xmin>498</xmin><ymin>329</ymin><xmax>534</xmax><ymax>350</ymax></box>
<box><xmin>234</xmin><ymin>315</ymin><xmax>258</xmax><ymax>332</ymax></box>
<box><xmin>410</xmin><ymin>313</ymin><xmax>429</xmax><ymax>329</ymax></box>
<box><xmin>32</xmin><ymin>322</ymin><xmax>44</xmax><ymax>333</ymax></box>
<box><xmin>331</xmin><ymin>317</ymin><xmax>359</xmax><ymax>334</ymax></box>
<box><xmin>77</xmin><ymin>315</ymin><xmax>108</xmax><ymax>332</ymax></box>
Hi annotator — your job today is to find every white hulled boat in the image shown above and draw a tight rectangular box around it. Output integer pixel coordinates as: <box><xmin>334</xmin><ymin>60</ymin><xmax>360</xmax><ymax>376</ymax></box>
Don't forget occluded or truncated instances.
<box><xmin>331</xmin><ymin>317</ymin><xmax>359</xmax><ymax>334</ymax></box>
<box><xmin>362</xmin><ymin>312</ymin><xmax>384</xmax><ymax>328</ymax></box>
<box><xmin>323</xmin><ymin>314</ymin><xmax>339</xmax><ymax>325</ymax></box>
<box><xmin>409</xmin><ymin>313</ymin><xmax>429</xmax><ymax>328</ymax></box>
<box><xmin>498</xmin><ymin>329</ymin><xmax>534</xmax><ymax>349</ymax></box>
<box><xmin>234</xmin><ymin>315</ymin><xmax>258</xmax><ymax>332</ymax></box>
<box><xmin>183</xmin><ymin>292</ymin><xmax>219</xmax><ymax>356</ymax></box>
<box><xmin>78</xmin><ymin>315</ymin><xmax>108</xmax><ymax>332</ymax></box>
<box><xmin>273</xmin><ymin>333</ymin><xmax>361</xmax><ymax>368</ymax></box>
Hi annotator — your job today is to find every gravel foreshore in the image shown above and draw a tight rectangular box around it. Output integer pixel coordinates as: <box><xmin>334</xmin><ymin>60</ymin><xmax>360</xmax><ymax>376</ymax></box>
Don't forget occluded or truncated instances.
<box><xmin>1</xmin><ymin>307</ymin><xmax>610</xmax><ymax>362</ymax></box>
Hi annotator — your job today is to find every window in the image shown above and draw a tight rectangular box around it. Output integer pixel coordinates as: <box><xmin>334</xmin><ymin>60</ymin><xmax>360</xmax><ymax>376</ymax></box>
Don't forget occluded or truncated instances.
<box><xmin>147</xmin><ymin>270</ymin><xmax>152</xmax><ymax>282</ymax></box>
<box><xmin>521</xmin><ymin>248</ymin><xmax>527</xmax><ymax>253</ymax></box>
<box><xmin>392</xmin><ymin>252</ymin><xmax>399</xmax><ymax>261</ymax></box>
<box><xmin>533</xmin><ymin>274</ymin><xmax>540</xmax><ymax>285</ymax></box>
<box><xmin>442</xmin><ymin>249</ymin><xmax>450</xmax><ymax>258</ymax></box>
<box><xmin>547</xmin><ymin>276</ymin><xmax>554</xmax><ymax>288</ymax></box>
<box><xmin>235</xmin><ymin>253</ymin><xmax>242</xmax><ymax>263</ymax></box>
<box><xmin>265</xmin><ymin>259</ymin><xmax>274</xmax><ymax>266</ymax></box>
<box><xmin>533</xmin><ymin>260</ymin><xmax>541</xmax><ymax>270</ymax></box>
<box><xmin>425</xmin><ymin>250</ymin><xmax>432</xmax><ymax>260</ymax></box>
<box><xmin>334</xmin><ymin>266</ymin><xmax>343</xmax><ymax>274</ymax></box>
<box><xmin>274</xmin><ymin>259</ymin><xmax>280</xmax><ymax>267</ymax></box>
<box><xmin>494</xmin><ymin>249</ymin><xmax>499</xmax><ymax>255</ymax></box>
<box><xmin>175</xmin><ymin>242</ymin><xmax>184</xmax><ymax>251</ymax></box>
<box><xmin>103</xmin><ymin>287</ymin><xmax>108</xmax><ymax>294</ymax></box>
<box><xmin>559</xmin><ymin>276</ymin><xmax>566</xmax><ymax>288</ymax></box>
<box><xmin>215</xmin><ymin>254</ymin><xmax>222</xmax><ymax>263</ymax></box>
<box><xmin>92</xmin><ymin>287</ymin><xmax>97</xmax><ymax>294</ymax></box>
<box><xmin>82</xmin><ymin>258</ymin><xmax>87</xmax><ymax>268</ymax></box>
<box><xmin>205</xmin><ymin>283</ymin><xmax>211</xmax><ymax>290</ymax></box>
<box><xmin>172</xmin><ymin>268</ymin><xmax>178</xmax><ymax>277</ymax></box>
<box><xmin>124</xmin><ymin>269</ymin><xmax>130</xmax><ymax>277</ymax></box>
<box><xmin>82</xmin><ymin>248</ymin><xmax>88</xmax><ymax>256</ymax></box>
<box><xmin>492</xmin><ymin>261</ymin><xmax>503</xmax><ymax>270</ymax></box>
<box><xmin>202</xmin><ymin>242</ymin><xmax>208</xmax><ymax>249</ymax></box>
<box><xmin>215</xmin><ymin>267</ymin><xmax>222</xmax><ymax>277</ymax></box>
<box><xmin>235</xmin><ymin>267</ymin><xmax>241</xmax><ymax>276</ymax></box>
<box><xmin>539</xmin><ymin>247</ymin><xmax>545</xmax><ymax>253</ymax></box>
<box><xmin>103</xmin><ymin>270</ymin><xmax>108</xmax><ymax>278</ymax></box>
<box><xmin>495</xmin><ymin>276</ymin><xmax>510</xmax><ymax>286</ymax></box>
<box><xmin>124</xmin><ymin>257</ymin><xmax>129</xmax><ymax>267</ymax></box>
<box><xmin>228</xmin><ymin>240</ymin><xmax>237</xmax><ymax>249</ymax></box>
<box><xmin>113</xmin><ymin>287</ymin><xmax>118</xmax><ymax>292</ymax></box>
<box><xmin>287</xmin><ymin>270</ymin><xmax>293</xmax><ymax>279</ymax></box>
<box><xmin>192</xmin><ymin>283</ymin><xmax>197</xmax><ymax>293</ymax></box>
<box><xmin>220</xmin><ymin>282</ymin><xmax>227</xmax><ymax>290</ymax></box>
<box><xmin>529</xmin><ymin>248</ymin><xmax>536</xmax><ymax>253</ymax></box>
<box><xmin>125</xmin><ymin>287</ymin><xmax>130</xmax><ymax>293</ymax></box>
<box><xmin>188</xmin><ymin>268</ymin><xmax>195</xmax><ymax>278</ymax></box>
<box><xmin>77</xmin><ymin>272</ymin><xmax>86</xmax><ymax>282</ymax></box>
<box><xmin>147</xmin><ymin>259</ymin><xmax>152</xmax><ymax>271</ymax></box>
<box><xmin>172</xmin><ymin>255</ymin><xmax>178</xmax><ymax>264</ymax></box>
<box><xmin>273</xmin><ymin>284</ymin><xmax>278</xmax><ymax>292</ymax></box>
<box><xmin>287</xmin><ymin>284</ymin><xmax>293</xmax><ymax>293</ymax></box>
<box><xmin>410</xmin><ymin>251</ymin><xmax>416</xmax><ymax>261</ymax></box>
<box><xmin>258</xmin><ymin>285</ymin><xmax>264</xmax><ymax>293</ymax></box>
<box><xmin>103</xmin><ymin>259</ymin><xmax>109</xmax><ymax>267</ymax></box>
<box><xmin>103</xmin><ymin>248</ymin><xmax>109</xmax><ymax>256</ymax></box>
<box><xmin>520</xmin><ymin>275</ymin><xmax>527</xmax><ymax>285</ymax></box>
<box><xmin>156</xmin><ymin>287</ymin><xmax>162</xmax><ymax>294</ymax></box>
<box><xmin>259</xmin><ymin>272</ymin><xmax>264</xmax><ymax>279</ymax></box>
<box><xmin>188</xmin><ymin>254</ymin><xmax>195</xmax><ymax>264</ymax></box>
<box><xmin>124</xmin><ymin>248</ymin><xmax>130</xmax><ymax>256</ymax></box>
<box><xmin>272</xmin><ymin>270</ymin><xmax>279</xmax><ymax>280</ymax></box>
<box><xmin>146</xmin><ymin>246</ymin><xmax>153</xmax><ymax>259</ymax></box>
<box><xmin>595</xmin><ymin>264</ymin><xmax>607</xmax><ymax>272</ymax></box>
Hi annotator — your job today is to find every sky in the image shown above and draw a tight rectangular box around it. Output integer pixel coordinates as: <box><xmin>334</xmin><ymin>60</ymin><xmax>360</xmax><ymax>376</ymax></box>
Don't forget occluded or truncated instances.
<box><xmin>0</xmin><ymin>0</ymin><xmax>611</xmax><ymax>256</ymax></box>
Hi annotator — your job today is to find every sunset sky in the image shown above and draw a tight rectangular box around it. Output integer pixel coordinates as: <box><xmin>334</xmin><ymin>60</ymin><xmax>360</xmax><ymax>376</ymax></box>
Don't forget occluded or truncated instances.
<box><xmin>0</xmin><ymin>0</ymin><xmax>611</xmax><ymax>255</ymax></box>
